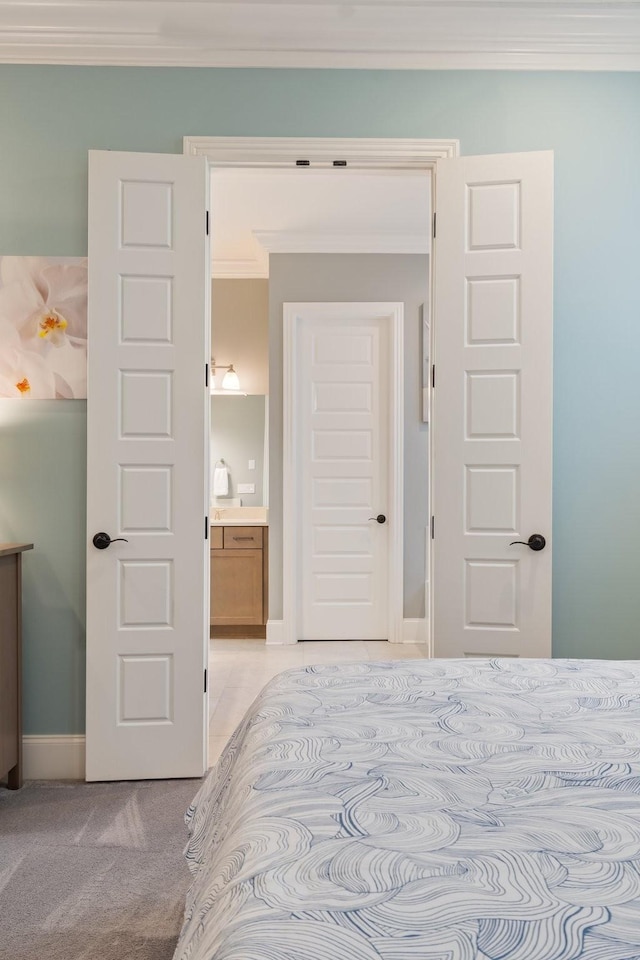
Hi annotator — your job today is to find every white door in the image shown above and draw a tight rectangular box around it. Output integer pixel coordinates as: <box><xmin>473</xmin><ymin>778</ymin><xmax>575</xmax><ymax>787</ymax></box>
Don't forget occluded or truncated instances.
<box><xmin>86</xmin><ymin>150</ymin><xmax>210</xmax><ymax>781</ymax></box>
<box><xmin>286</xmin><ymin>302</ymin><xmax>403</xmax><ymax>642</ymax></box>
<box><xmin>432</xmin><ymin>151</ymin><xmax>553</xmax><ymax>658</ymax></box>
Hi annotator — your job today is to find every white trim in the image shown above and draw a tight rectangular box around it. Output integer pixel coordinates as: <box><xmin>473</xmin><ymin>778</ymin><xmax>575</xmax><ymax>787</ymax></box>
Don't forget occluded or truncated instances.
<box><xmin>388</xmin><ymin>304</ymin><xmax>405</xmax><ymax>644</ymax></box>
<box><xmin>427</xmin><ymin>170</ymin><xmax>437</xmax><ymax>663</ymax></box>
<box><xmin>185</xmin><ymin>137</ymin><xmax>460</xmax><ymax>167</ymax></box>
<box><xmin>4</xmin><ymin>3</ymin><xmax>639</xmax><ymax>73</ymax></box>
<box><xmin>403</xmin><ymin>582</ymin><xmax>434</xmax><ymax>654</ymax></box>
<box><xmin>263</xmin><ymin>395</ymin><xmax>270</xmax><ymax>508</ymax></box>
<box><xmin>266</xmin><ymin>619</ymin><xmax>296</xmax><ymax>646</ymax></box>
<box><xmin>282</xmin><ymin>301</ymin><xmax>404</xmax><ymax>645</ymax></box>
<box><xmin>22</xmin><ymin>735</ymin><xmax>86</xmax><ymax>781</ymax></box>
<box><xmin>400</xmin><ymin>618</ymin><xmax>428</xmax><ymax>646</ymax></box>
<box><xmin>282</xmin><ymin>306</ymin><xmax>297</xmax><ymax>644</ymax></box>
<box><xmin>212</xmin><ymin>257</ymin><xmax>269</xmax><ymax>280</ymax></box>
<box><xmin>425</xmin><ymin>580</ymin><xmax>432</xmax><ymax>658</ymax></box>
<box><xmin>5</xmin><ymin>51</ymin><xmax>640</xmax><ymax>71</ymax></box>
<box><xmin>253</xmin><ymin>231</ymin><xmax>429</xmax><ymax>256</ymax></box>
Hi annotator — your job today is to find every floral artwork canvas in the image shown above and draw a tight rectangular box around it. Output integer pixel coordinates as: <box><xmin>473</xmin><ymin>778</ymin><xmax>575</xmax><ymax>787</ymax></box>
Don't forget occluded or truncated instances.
<box><xmin>0</xmin><ymin>256</ymin><xmax>88</xmax><ymax>398</ymax></box>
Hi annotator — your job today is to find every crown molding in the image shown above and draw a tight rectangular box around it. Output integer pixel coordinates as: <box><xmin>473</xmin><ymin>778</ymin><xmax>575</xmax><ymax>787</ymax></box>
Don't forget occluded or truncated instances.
<box><xmin>253</xmin><ymin>231</ymin><xmax>429</xmax><ymax>255</ymax></box>
<box><xmin>211</xmin><ymin>234</ymin><xmax>430</xmax><ymax>277</ymax></box>
<box><xmin>212</xmin><ymin>257</ymin><xmax>269</xmax><ymax>279</ymax></box>
<box><xmin>1</xmin><ymin>2</ymin><xmax>639</xmax><ymax>70</ymax></box>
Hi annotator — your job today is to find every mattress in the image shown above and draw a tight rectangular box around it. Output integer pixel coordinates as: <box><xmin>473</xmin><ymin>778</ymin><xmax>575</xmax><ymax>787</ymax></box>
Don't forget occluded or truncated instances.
<box><xmin>174</xmin><ymin>658</ymin><xmax>640</xmax><ymax>960</ymax></box>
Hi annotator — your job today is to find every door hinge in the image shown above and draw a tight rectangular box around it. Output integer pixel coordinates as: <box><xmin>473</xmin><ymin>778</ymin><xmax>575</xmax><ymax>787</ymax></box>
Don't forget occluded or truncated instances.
<box><xmin>433</xmin><ymin>211</ymin><xmax>436</xmax><ymax>239</ymax></box>
<box><xmin>333</xmin><ymin>160</ymin><xmax>347</xmax><ymax>167</ymax></box>
<box><xmin>431</xmin><ymin>516</ymin><xmax>435</xmax><ymax>539</ymax></box>
<box><xmin>205</xmin><ymin>516</ymin><xmax>208</xmax><ymax>540</ymax></box>
<box><xmin>204</xmin><ymin>669</ymin><xmax>207</xmax><ymax>694</ymax></box>
<box><xmin>296</xmin><ymin>159</ymin><xmax>310</xmax><ymax>167</ymax></box>
<box><xmin>432</xmin><ymin>364</ymin><xmax>436</xmax><ymax>389</ymax></box>
<box><xmin>205</xmin><ymin>362</ymin><xmax>209</xmax><ymax>388</ymax></box>
<box><xmin>205</xmin><ymin>211</ymin><xmax>210</xmax><ymax>235</ymax></box>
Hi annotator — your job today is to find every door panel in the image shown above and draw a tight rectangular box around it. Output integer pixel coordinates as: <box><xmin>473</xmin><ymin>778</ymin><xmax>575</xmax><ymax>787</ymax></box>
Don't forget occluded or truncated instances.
<box><xmin>433</xmin><ymin>151</ymin><xmax>553</xmax><ymax>658</ymax></box>
<box><xmin>86</xmin><ymin>150</ymin><xmax>210</xmax><ymax>781</ymax></box>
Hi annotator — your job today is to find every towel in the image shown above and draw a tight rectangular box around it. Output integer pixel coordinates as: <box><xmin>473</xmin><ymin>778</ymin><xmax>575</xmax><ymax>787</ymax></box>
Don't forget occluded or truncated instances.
<box><xmin>213</xmin><ymin>463</ymin><xmax>229</xmax><ymax>497</ymax></box>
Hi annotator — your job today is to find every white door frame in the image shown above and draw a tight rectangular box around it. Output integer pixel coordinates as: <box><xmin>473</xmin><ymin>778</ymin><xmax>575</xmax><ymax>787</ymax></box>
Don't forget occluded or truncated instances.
<box><xmin>283</xmin><ymin>301</ymin><xmax>404</xmax><ymax>645</ymax></box>
<box><xmin>184</xmin><ymin>136</ymin><xmax>460</xmax><ymax>650</ymax></box>
<box><xmin>184</xmin><ymin>137</ymin><xmax>458</xmax><ymax>168</ymax></box>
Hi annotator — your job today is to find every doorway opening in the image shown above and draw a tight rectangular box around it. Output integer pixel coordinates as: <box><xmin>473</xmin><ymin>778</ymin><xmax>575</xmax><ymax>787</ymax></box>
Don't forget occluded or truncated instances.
<box><xmin>204</xmin><ymin>150</ymin><xmax>443</xmax><ymax>647</ymax></box>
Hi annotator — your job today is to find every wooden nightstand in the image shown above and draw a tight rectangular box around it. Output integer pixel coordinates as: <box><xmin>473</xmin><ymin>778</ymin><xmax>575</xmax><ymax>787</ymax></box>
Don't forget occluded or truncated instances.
<box><xmin>0</xmin><ymin>543</ymin><xmax>33</xmax><ymax>790</ymax></box>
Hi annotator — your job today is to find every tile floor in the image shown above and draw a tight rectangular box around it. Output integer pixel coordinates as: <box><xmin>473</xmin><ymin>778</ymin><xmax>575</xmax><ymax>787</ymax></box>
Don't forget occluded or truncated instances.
<box><xmin>208</xmin><ymin>638</ymin><xmax>427</xmax><ymax>767</ymax></box>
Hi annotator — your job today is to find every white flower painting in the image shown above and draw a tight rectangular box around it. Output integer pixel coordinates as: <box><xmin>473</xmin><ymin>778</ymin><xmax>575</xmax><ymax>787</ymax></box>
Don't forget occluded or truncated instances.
<box><xmin>0</xmin><ymin>256</ymin><xmax>88</xmax><ymax>399</ymax></box>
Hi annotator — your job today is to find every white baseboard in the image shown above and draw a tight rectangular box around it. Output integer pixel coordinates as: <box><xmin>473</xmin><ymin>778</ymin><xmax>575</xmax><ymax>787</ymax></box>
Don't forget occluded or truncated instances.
<box><xmin>266</xmin><ymin>619</ymin><xmax>296</xmax><ymax>645</ymax></box>
<box><xmin>266</xmin><ymin>617</ymin><xmax>429</xmax><ymax>647</ymax></box>
<box><xmin>400</xmin><ymin>618</ymin><xmax>429</xmax><ymax>645</ymax></box>
<box><xmin>268</xmin><ymin>617</ymin><xmax>429</xmax><ymax>647</ymax></box>
<box><xmin>23</xmin><ymin>735</ymin><xmax>86</xmax><ymax>781</ymax></box>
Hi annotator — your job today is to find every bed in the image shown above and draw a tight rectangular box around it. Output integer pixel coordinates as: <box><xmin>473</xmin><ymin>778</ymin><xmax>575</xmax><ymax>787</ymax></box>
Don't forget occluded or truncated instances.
<box><xmin>174</xmin><ymin>658</ymin><xmax>640</xmax><ymax>960</ymax></box>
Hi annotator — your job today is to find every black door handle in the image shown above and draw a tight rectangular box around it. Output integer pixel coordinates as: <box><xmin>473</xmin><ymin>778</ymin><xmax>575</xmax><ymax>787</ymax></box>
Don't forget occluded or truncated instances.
<box><xmin>368</xmin><ymin>515</ymin><xmax>386</xmax><ymax>524</ymax></box>
<box><xmin>92</xmin><ymin>532</ymin><xmax>129</xmax><ymax>550</ymax></box>
<box><xmin>510</xmin><ymin>534</ymin><xmax>546</xmax><ymax>552</ymax></box>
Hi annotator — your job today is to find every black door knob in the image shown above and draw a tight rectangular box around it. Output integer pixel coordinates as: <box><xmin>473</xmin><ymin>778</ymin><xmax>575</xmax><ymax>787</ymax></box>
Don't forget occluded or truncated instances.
<box><xmin>92</xmin><ymin>532</ymin><xmax>129</xmax><ymax>550</ymax></box>
<box><xmin>509</xmin><ymin>534</ymin><xmax>546</xmax><ymax>551</ymax></box>
<box><xmin>368</xmin><ymin>514</ymin><xmax>386</xmax><ymax>524</ymax></box>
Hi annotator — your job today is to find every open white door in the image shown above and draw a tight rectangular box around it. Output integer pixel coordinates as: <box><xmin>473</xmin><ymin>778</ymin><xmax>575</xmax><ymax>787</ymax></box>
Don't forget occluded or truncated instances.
<box><xmin>86</xmin><ymin>151</ymin><xmax>210</xmax><ymax>780</ymax></box>
<box><xmin>433</xmin><ymin>151</ymin><xmax>553</xmax><ymax>658</ymax></box>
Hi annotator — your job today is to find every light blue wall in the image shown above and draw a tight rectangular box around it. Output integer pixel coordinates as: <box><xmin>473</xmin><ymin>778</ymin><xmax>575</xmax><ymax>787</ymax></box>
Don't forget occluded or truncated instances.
<box><xmin>0</xmin><ymin>402</ymin><xmax>86</xmax><ymax>734</ymax></box>
<box><xmin>1</xmin><ymin>66</ymin><xmax>639</xmax><ymax>734</ymax></box>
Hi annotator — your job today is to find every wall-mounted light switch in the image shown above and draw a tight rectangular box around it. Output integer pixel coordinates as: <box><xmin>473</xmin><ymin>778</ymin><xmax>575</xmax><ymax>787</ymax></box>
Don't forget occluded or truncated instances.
<box><xmin>248</xmin><ymin>459</ymin><xmax>256</xmax><ymax>470</ymax></box>
<box><xmin>237</xmin><ymin>483</ymin><xmax>255</xmax><ymax>494</ymax></box>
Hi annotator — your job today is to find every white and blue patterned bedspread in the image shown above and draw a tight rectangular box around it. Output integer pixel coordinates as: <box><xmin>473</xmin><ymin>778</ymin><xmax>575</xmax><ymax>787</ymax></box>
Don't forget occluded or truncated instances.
<box><xmin>175</xmin><ymin>658</ymin><xmax>640</xmax><ymax>960</ymax></box>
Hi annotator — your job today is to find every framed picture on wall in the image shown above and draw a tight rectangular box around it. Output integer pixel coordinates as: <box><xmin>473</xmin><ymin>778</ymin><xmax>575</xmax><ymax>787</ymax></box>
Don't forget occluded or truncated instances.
<box><xmin>0</xmin><ymin>256</ymin><xmax>87</xmax><ymax>399</ymax></box>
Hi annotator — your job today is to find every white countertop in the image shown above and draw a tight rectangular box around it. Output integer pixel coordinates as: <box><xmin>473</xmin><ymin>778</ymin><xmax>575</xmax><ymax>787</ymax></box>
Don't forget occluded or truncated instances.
<box><xmin>210</xmin><ymin>518</ymin><xmax>268</xmax><ymax>526</ymax></box>
<box><xmin>210</xmin><ymin>507</ymin><xmax>268</xmax><ymax>526</ymax></box>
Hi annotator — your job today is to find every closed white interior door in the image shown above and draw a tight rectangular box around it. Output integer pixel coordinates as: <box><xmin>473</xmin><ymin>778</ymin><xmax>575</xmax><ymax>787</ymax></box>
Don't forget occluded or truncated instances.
<box><xmin>433</xmin><ymin>151</ymin><xmax>553</xmax><ymax>658</ymax></box>
<box><xmin>287</xmin><ymin>302</ymin><xmax>403</xmax><ymax>641</ymax></box>
<box><xmin>86</xmin><ymin>150</ymin><xmax>210</xmax><ymax>781</ymax></box>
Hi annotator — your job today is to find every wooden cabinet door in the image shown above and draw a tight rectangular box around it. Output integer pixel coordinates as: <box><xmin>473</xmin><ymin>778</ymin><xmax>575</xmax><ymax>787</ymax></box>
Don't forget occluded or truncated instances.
<box><xmin>211</xmin><ymin>549</ymin><xmax>263</xmax><ymax>625</ymax></box>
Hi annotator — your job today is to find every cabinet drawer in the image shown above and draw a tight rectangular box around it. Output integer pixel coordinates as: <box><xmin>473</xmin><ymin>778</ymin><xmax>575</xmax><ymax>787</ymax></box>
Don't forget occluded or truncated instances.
<box><xmin>210</xmin><ymin>526</ymin><xmax>223</xmax><ymax>549</ymax></box>
<box><xmin>223</xmin><ymin>526</ymin><xmax>263</xmax><ymax>549</ymax></box>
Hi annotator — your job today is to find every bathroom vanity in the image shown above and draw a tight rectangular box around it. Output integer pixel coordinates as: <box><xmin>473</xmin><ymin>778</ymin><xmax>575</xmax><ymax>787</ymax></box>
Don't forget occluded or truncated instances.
<box><xmin>210</xmin><ymin>512</ymin><xmax>268</xmax><ymax>638</ymax></box>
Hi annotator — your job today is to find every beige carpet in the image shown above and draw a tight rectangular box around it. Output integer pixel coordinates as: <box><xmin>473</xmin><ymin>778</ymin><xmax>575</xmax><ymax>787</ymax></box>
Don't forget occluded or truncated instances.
<box><xmin>0</xmin><ymin>778</ymin><xmax>203</xmax><ymax>960</ymax></box>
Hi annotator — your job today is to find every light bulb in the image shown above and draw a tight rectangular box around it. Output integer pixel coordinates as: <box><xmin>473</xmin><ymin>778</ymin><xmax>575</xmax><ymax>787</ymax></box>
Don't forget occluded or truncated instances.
<box><xmin>221</xmin><ymin>365</ymin><xmax>240</xmax><ymax>391</ymax></box>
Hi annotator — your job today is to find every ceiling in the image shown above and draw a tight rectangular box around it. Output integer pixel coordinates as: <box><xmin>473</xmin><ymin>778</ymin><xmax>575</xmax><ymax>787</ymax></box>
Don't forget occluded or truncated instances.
<box><xmin>210</xmin><ymin>168</ymin><xmax>431</xmax><ymax>278</ymax></box>
<box><xmin>1</xmin><ymin>1</ymin><xmax>639</xmax><ymax>70</ymax></box>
